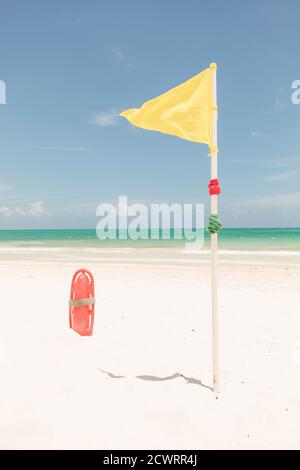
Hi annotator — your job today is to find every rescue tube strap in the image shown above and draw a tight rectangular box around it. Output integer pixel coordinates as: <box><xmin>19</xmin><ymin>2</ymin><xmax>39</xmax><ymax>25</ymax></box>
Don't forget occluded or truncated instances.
<box><xmin>69</xmin><ymin>297</ymin><xmax>96</xmax><ymax>307</ymax></box>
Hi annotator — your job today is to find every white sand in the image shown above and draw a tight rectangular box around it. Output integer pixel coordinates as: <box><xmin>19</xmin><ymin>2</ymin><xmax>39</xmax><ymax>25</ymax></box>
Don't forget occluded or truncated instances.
<box><xmin>0</xmin><ymin>248</ymin><xmax>300</xmax><ymax>449</ymax></box>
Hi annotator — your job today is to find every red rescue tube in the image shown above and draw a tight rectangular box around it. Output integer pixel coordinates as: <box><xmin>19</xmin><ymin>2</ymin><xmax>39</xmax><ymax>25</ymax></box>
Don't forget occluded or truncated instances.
<box><xmin>69</xmin><ymin>269</ymin><xmax>95</xmax><ymax>336</ymax></box>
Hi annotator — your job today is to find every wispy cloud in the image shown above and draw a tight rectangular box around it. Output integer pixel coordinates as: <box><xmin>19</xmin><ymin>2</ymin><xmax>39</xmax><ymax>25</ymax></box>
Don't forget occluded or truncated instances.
<box><xmin>111</xmin><ymin>46</ymin><xmax>125</xmax><ymax>62</ymax></box>
<box><xmin>235</xmin><ymin>192</ymin><xmax>300</xmax><ymax>210</ymax></box>
<box><xmin>109</xmin><ymin>46</ymin><xmax>132</xmax><ymax>67</ymax></box>
<box><xmin>262</xmin><ymin>86</ymin><xmax>289</xmax><ymax>114</ymax></box>
<box><xmin>266</xmin><ymin>171</ymin><xmax>297</xmax><ymax>182</ymax></box>
<box><xmin>0</xmin><ymin>201</ymin><xmax>47</xmax><ymax>218</ymax></box>
<box><xmin>260</xmin><ymin>3</ymin><xmax>300</xmax><ymax>22</ymax></box>
<box><xmin>63</xmin><ymin>201</ymin><xmax>98</xmax><ymax>216</ymax></box>
<box><xmin>274</xmin><ymin>98</ymin><xmax>287</xmax><ymax>111</ymax></box>
<box><xmin>0</xmin><ymin>182</ymin><xmax>13</xmax><ymax>191</ymax></box>
<box><xmin>251</xmin><ymin>131</ymin><xmax>261</xmax><ymax>137</ymax></box>
<box><xmin>61</xmin><ymin>10</ymin><xmax>81</xmax><ymax>24</ymax></box>
<box><xmin>265</xmin><ymin>158</ymin><xmax>300</xmax><ymax>169</ymax></box>
<box><xmin>28</xmin><ymin>146</ymin><xmax>89</xmax><ymax>152</ymax></box>
<box><xmin>90</xmin><ymin>109</ymin><xmax>119</xmax><ymax>127</ymax></box>
<box><xmin>223</xmin><ymin>191</ymin><xmax>300</xmax><ymax>227</ymax></box>
<box><xmin>229</xmin><ymin>157</ymin><xmax>300</xmax><ymax>169</ymax></box>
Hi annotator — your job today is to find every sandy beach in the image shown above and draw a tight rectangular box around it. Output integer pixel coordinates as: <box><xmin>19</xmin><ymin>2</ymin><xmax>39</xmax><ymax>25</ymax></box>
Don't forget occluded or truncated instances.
<box><xmin>0</xmin><ymin>247</ymin><xmax>300</xmax><ymax>449</ymax></box>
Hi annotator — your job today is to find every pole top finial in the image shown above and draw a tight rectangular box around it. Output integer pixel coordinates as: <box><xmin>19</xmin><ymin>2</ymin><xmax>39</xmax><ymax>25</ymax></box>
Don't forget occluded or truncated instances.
<box><xmin>210</xmin><ymin>63</ymin><xmax>217</xmax><ymax>70</ymax></box>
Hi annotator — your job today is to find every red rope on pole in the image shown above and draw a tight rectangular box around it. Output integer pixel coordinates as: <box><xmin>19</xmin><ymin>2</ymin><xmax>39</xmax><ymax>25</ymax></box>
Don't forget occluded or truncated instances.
<box><xmin>208</xmin><ymin>178</ymin><xmax>221</xmax><ymax>196</ymax></box>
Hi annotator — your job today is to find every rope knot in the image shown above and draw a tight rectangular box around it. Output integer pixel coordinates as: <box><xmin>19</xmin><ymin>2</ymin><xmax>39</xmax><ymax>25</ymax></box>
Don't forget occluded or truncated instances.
<box><xmin>208</xmin><ymin>214</ymin><xmax>222</xmax><ymax>234</ymax></box>
<box><xmin>208</xmin><ymin>178</ymin><xmax>221</xmax><ymax>196</ymax></box>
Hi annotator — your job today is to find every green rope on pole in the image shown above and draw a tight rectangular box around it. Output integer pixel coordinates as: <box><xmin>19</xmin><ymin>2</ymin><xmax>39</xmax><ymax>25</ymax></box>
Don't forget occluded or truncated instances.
<box><xmin>208</xmin><ymin>214</ymin><xmax>222</xmax><ymax>234</ymax></box>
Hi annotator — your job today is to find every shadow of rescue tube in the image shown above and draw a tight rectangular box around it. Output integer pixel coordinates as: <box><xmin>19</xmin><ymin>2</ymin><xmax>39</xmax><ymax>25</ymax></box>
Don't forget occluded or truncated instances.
<box><xmin>69</xmin><ymin>269</ymin><xmax>95</xmax><ymax>336</ymax></box>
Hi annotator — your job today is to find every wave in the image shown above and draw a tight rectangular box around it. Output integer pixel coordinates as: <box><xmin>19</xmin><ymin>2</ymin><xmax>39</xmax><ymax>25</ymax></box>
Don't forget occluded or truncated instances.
<box><xmin>0</xmin><ymin>246</ymin><xmax>64</xmax><ymax>252</ymax></box>
<box><xmin>0</xmin><ymin>244</ymin><xmax>299</xmax><ymax>257</ymax></box>
<box><xmin>183</xmin><ymin>249</ymin><xmax>300</xmax><ymax>256</ymax></box>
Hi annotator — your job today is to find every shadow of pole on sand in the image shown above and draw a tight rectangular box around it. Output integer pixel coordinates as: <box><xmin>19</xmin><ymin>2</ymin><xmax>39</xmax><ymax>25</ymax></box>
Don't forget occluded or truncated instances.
<box><xmin>97</xmin><ymin>368</ymin><xmax>212</xmax><ymax>391</ymax></box>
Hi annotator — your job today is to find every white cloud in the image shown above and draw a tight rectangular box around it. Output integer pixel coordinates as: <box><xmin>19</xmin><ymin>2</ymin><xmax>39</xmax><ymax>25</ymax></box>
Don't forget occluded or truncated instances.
<box><xmin>63</xmin><ymin>202</ymin><xmax>98</xmax><ymax>216</ymax></box>
<box><xmin>0</xmin><ymin>182</ymin><xmax>13</xmax><ymax>191</ymax></box>
<box><xmin>266</xmin><ymin>171</ymin><xmax>297</xmax><ymax>182</ymax></box>
<box><xmin>0</xmin><ymin>201</ymin><xmax>47</xmax><ymax>218</ymax></box>
<box><xmin>0</xmin><ymin>207</ymin><xmax>11</xmax><ymax>217</ymax></box>
<box><xmin>222</xmin><ymin>191</ymin><xmax>300</xmax><ymax>227</ymax></box>
<box><xmin>270</xmin><ymin>192</ymin><xmax>300</xmax><ymax>208</ymax></box>
<box><xmin>27</xmin><ymin>201</ymin><xmax>47</xmax><ymax>217</ymax></box>
<box><xmin>90</xmin><ymin>109</ymin><xmax>119</xmax><ymax>127</ymax></box>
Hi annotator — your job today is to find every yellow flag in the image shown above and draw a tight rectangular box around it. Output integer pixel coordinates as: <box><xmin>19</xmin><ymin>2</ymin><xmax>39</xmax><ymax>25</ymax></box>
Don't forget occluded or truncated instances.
<box><xmin>120</xmin><ymin>64</ymin><xmax>217</xmax><ymax>152</ymax></box>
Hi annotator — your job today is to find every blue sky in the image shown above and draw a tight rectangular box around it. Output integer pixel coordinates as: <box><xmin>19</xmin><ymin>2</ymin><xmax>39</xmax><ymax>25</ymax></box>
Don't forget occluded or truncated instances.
<box><xmin>0</xmin><ymin>0</ymin><xmax>299</xmax><ymax>228</ymax></box>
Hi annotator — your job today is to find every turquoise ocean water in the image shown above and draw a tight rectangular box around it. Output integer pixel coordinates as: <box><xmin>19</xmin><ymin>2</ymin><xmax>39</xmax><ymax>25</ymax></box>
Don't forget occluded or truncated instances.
<box><xmin>0</xmin><ymin>228</ymin><xmax>299</xmax><ymax>251</ymax></box>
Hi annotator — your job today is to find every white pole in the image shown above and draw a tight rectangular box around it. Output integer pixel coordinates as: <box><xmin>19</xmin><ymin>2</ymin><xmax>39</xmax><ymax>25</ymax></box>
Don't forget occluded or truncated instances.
<box><xmin>210</xmin><ymin>63</ymin><xmax>220</xmax><ymax>393</ymax></box>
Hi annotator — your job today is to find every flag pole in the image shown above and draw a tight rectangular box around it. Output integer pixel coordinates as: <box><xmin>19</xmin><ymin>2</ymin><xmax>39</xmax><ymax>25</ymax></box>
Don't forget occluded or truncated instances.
<box><xmin>210</xmin><ymin>63</ymin><xmax>220</xmax><ymax>393</ymax></box>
